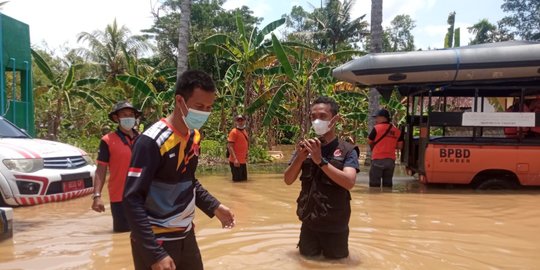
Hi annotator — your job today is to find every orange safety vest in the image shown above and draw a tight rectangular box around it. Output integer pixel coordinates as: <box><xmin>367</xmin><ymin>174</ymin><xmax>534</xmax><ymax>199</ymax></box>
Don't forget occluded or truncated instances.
<box><xmin>371</xmin><ymin>123</ymin><xmax>401</xmax><ymax>160</ymax></box>
<box><xmin>99</xmin><ymin>131</ymin><xmax>137</xmax><ymax>202</ymax></box>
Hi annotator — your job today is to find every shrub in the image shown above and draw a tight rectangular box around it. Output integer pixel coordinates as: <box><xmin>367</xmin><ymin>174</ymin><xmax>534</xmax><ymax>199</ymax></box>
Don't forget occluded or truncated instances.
<box><xmin>248</xmin><ymin>145</ymin><xmax>272</xmax><ymax>164</ymax></box>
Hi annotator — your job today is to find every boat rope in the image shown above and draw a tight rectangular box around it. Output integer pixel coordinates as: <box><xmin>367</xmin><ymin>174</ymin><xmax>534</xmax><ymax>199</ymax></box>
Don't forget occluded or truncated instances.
<box><xmin>451</xmin><ymin>48</ymin><xmax>461</xmax><ymax>84</ymax></box>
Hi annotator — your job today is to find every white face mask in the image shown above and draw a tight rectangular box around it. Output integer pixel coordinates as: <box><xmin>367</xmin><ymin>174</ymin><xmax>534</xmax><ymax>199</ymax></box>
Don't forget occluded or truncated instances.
<box><xmin>119</xmin><ymin>117</ymin><xmax>136</xmax><ymax>130</ymax></box>
<box><xmin>311</xmin><ymin>119</ymin><xmax>331</xmax><ymax>136</ymax></box>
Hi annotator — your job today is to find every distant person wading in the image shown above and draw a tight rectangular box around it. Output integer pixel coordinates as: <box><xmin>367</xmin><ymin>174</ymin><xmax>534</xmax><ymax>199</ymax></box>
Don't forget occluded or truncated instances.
<box><xmin>227</xmin><ymin>115</ymin><xmax>249</xmax><ymax>181</ymax></box>
<box><xmin>367</xmin><ymin>109</ymin><xmax>404</xmax><ymax>188</ymax></box>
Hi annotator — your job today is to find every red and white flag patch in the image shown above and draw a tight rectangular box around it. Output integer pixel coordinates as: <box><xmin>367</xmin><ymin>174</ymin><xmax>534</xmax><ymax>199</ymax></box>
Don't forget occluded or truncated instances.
<box><xmin>128</xmin><ymin>167</ymin><xmax>142</xmax><ymax>178</ymax></box>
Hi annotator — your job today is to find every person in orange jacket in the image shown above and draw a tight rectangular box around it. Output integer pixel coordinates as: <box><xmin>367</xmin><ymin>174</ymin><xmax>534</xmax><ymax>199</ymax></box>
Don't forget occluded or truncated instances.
<box><xmin>227</xmin><ymin>115</ymin><xmax>249</xmax><ymax>181</ymax></box>
<box><xmin>368</xmin><ymin>109</ymin><xmax>404</xmax><ymax>188</ymax></box>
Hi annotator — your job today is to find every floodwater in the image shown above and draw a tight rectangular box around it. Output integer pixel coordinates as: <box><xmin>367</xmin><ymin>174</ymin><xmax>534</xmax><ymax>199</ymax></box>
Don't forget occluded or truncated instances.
<box><xmin>1</xmin><ymin>168</ymin><xmax>540</xmax><ymax>270</ymax></box>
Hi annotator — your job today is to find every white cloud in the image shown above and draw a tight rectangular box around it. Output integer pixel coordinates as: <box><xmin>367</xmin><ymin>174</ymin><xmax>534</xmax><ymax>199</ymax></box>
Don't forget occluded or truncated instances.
<box><xmin>415</xmin><ymin>22</ymin><xmax>475</xmax><ymax>49</ymax></box>
<box><xmin>223</xmin><ymin>0</ymin><xmax>250</xmax><ymax>10</ymax></box>
<box><xmin>223</xmin><ymin>0</ymin><xmax>273</xmax><ymax>20</ymax></box>
<box><xmin>2</xmin><ymin>0</ymin><xmax>155</xmax><ymax>52</ymax></box>
<box><xmin>353</xmin><ymin>0</ymin><xmax>438</xmax><ymax>26</ymax></box>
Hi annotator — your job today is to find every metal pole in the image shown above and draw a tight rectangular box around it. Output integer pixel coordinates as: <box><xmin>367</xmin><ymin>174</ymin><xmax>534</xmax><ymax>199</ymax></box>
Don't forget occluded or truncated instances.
<box><xmin>472</xmin><ymin>88</ymin><xmax>479</xmax><ymax>140</ymax></box>
<box><xmin>427</xmin><ymin>89</ymin><xmax>433</xmax><ymax>133</ymax></box>
<box><xmin>518</xmin><ymin>88</ymin><xmax>525</xmax><ymax>142</ymax></box>
<box><xmin>480</xmin><ymin>96</ymin><xmax>485</xmax><ymax>137</ymax></box>
<box><xmin>10</xmin><ymin>58</ymin><xmax>15</xmax><ymax>124</ymax></box>
<box><xmin>24</xmin><ymin>60</ymin><xmax>29</xmax><ymax>132</ymax></box>
<box><xmin>443</xmin><ymin>95</ymin><xmax>447</xmax><ymax>136</ymax></box>
<box><xmin>0</xmin><ymin>17</ymin><xmax>4</xmax><ymax>116</ymax></box>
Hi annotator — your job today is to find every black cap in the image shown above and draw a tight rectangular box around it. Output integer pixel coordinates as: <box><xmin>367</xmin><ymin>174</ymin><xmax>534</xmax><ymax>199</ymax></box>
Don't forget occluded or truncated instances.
<box><xmin>373</xmin><ymin>109</ymin><xmax>391</xmax><ymax>120</ymax></box>
<box><xmin>108</xmin><ymin>101</ymin><xmax>142</xmax><ymax>122</ymax></box>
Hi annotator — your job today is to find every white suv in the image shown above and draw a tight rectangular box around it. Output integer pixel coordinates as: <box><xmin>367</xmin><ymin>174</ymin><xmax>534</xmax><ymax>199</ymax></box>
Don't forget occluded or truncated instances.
<box><xmin>0</xmin><ymin>117</ymin><xmax>96</xmax><ymax>206</ymax></box>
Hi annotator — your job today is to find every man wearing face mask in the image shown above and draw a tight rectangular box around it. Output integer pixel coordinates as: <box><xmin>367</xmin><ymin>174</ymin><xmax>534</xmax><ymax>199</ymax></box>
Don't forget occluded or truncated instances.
<box><xmin>91</xmin><ymin>100</ymin><xmax>141</xmax><ymax>232</ymax></box>
<box><xmin>227</xmin><ymin>115</ymin><xmax>249</xmax><ymax>181</ymax></box>
<box><xmin>284</xmin><ymin>96</ymin><xmax>359</xmax><ymax>259</ymax></box>
<box><xmin>123</xmin><ymin>70</ymin><xmax>235</xmax><ymax>270</ymax></box>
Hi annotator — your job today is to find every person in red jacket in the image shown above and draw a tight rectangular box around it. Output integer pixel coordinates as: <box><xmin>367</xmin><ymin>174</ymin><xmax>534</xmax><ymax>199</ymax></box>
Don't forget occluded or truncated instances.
<box><xmin>367</xmin><ymin>109</ymin><xmax>403</xmax><ymax>188</ymax></box>
<box><xmin>91</xmin><ymin>100</ymin><xmax>141</xmax><ymax>232</ymax></box>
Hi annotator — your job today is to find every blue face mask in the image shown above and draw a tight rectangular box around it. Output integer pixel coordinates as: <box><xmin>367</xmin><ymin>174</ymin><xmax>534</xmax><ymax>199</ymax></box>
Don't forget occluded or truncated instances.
<box><xmin>119</xmin><ymin>117</ymin><xmax>136</xmax><ymax>130</ymax></box>
<box><xmin>184</xmin><ymin>108</ymin><xmax>211</xmax><ymax>130</ymax></box>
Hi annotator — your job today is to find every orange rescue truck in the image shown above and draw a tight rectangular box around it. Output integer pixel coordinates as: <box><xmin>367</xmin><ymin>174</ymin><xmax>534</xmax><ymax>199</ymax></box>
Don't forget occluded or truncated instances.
<box><xmin>333</xmin><ymin>41</ymin><xmax>540</xmax><ymax>189</ymax></box>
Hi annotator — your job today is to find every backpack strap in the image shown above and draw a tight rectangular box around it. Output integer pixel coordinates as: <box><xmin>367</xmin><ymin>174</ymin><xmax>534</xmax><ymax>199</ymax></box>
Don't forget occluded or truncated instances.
<box><xmin>371</xmin><ymin>124</ymin><xmax>393</xmax><ymax>150</ymax></box>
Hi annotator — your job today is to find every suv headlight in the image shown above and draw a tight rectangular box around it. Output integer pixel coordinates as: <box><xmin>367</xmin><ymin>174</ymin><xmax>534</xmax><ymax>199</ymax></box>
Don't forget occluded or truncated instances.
<box><xmin>82</xmin><ymin>155</ymin><xmax>95</xmax><ymax>166</ymax></box>
<box><xmin>3</xmin><ymin>158</ymin><xmax>44</xmax><ymax>173</ymax></box>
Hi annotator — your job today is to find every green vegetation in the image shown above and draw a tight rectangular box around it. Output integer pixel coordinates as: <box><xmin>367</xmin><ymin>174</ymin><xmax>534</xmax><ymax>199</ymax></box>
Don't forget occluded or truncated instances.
<box><xmin>28</xmin><ymin>0</ymin><xmax>539</xmax><ymax>164</ymax></box>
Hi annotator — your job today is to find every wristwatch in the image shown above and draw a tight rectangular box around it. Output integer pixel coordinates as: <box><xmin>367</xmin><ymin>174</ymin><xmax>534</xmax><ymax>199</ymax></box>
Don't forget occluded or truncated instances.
<box><xmin>92</xmin><ymin>193</ymin><xmax>101</xmax><ymax>200</ymax></box>
<box><xmin>318</xmin><ymin>158</ymin><xmax>329</xmax><ymax>168</ymax></box>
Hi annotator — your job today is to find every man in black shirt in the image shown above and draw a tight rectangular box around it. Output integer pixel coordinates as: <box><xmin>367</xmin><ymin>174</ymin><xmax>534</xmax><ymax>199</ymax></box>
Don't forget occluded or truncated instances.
<box><xmin>284</xmin><ymin>96</ymin><xmax>359</xmax><ymax>259</ymax></box>
<box><xmin>123</xmin><ymin>70</ymin><xmax>235</xmax><ymax>270</ymax></box>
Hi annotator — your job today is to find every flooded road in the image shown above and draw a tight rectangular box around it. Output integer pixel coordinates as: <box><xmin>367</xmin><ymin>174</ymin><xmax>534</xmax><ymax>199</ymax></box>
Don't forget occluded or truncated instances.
<box><xmin>1</xmin><ymin>169</ymin><xmax>540</xmax><ymax>269</ymax></box>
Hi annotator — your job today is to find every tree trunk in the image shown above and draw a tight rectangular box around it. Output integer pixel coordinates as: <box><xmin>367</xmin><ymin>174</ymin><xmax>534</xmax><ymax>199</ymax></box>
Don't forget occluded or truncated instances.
<box><xmin>177</xmin><ymin>0</ymin><xmax>191</xmax><ymax>77</ymax></box>
<box><xmin>220</xmin><ymin>100</ymin><xmax>227</xmax><ymax>134</ymax></box>
<box><xmin>366</xmin><ymin>0</ymin><xmax>383</xmax><ymax>165</ymax></box>
<box><xmin>244</xmin><ymin>75</ymin><xmax>255</xmax><ymax>144</ymax></box>
<box><xmin>304</xmin><ymin>79</ymin><xmax>311</xmax><ymax>138</ymax></box>
<box><xmin>53</xmin><ymin>92</ymin><xmax>63</xmax><ymax>141</ymax></box>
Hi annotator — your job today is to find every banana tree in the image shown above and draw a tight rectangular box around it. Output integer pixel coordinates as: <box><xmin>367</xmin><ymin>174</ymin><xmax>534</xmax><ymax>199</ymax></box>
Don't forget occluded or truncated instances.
<box><xmin>31</xmin><ymin>49</ymin><xmax>110</xmax><ymax>139</ymax></box>
<box><xmin>247</xmin><ymin>33</ymin><xmax>362</xmax><ymax>143</ymax></box>
<box><xmin>215</xmin><ymin>63</ymin><xmax>243</xmax><ymax>133</ymax></box>
<box><xmin>116</xmin><ymin>46</ymin><xmax>177</xmax><ymax>123</ymax></box>
<box><xmin>195</xmin><ymin>15</ymin><xmax>286</xmax><ymax>118</ymax></box>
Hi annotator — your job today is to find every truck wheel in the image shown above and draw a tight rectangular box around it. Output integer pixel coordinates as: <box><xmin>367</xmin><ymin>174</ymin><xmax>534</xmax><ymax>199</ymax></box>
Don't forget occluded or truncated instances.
<box><xmin>0</xmin><ymin>193</ymin><xmax>6</xmax><ymax>207</ymax></box>
<box><xmin>476</xmin><ymin>178</ymin><xmax>519</xmax><ymax>190</ymax></box>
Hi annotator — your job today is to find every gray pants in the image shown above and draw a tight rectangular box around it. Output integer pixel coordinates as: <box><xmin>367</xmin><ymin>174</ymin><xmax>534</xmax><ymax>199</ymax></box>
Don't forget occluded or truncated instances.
<box><xmin>369</xmin><ymin>158</ymin><xmax>396</xmax><ymax>187</ymax></box>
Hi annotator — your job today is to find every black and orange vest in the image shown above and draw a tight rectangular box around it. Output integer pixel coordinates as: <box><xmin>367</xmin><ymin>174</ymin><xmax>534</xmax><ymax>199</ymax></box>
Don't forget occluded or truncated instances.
<box><xmin>297</xmin><ymin>139</ymin><xmax>358</xmax><ymax>233</ymax></box>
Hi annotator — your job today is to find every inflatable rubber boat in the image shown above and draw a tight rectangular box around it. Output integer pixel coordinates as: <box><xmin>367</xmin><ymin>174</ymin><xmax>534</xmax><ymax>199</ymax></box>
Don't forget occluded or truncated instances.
<box><xmin>332</xmin><ymin>41</ymin><xmax>540</xmax><ymax>86</ymax></box>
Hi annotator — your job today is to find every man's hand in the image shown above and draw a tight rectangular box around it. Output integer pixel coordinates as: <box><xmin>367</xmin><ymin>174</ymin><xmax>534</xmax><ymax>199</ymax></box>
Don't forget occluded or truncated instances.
<box><xmin>233</xmin><ymin>158</ymin><xmax>241</xmax><ymax>167</ymax></box>
<box><xmin>295</xmin><ymin>140</ymin><xmax>309</xmax><ymax>161</ymax></box>
<box><xmin>214</xmin><ymin>204</ymin><xmax>235</xmax><ymax>229</ymax></box>
<box><xmin>151</xmin><ymin>256</ymin><xmax>175</xmax><ymax>270</ymax></box>
<box><xmin>304</xmin><ymin>138</ymin><xmax>322</xmax><ymax>164</ymax></box>
<box><xmin>91</xmin><ymin>197</ymin><xmax>105</xmax><ymax>213</ymax></box>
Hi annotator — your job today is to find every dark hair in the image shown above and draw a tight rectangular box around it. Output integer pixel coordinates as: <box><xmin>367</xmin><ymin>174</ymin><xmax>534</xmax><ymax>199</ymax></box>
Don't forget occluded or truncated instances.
<box><xmin>175</xmin><ymin>70</ymin><xmax>216</xmax><ymax>100</ymax></box>
<box><xmin>312</xmin><ymin>96</ymin><xmax>339</xmax><ymax>116</ymax></box>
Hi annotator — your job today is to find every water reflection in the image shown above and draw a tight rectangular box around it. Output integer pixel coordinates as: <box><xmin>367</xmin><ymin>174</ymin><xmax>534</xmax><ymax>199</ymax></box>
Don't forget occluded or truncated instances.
<box><xmin>1</xmin><ymin>169</ymin><xmax>540</xmax><ymax>269</ymax></box>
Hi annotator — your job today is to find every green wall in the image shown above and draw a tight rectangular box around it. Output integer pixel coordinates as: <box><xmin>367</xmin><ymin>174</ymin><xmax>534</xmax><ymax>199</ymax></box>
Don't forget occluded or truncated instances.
<box><xmin>0</xmin><ymin>13</ymin><xmax>34</xmax><ymax>136</ymax></box>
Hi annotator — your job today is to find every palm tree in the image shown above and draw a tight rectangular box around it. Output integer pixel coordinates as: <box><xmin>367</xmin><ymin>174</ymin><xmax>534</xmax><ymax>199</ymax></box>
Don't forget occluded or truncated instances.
<box><xmin>77</xmin><ymin>20</ymin><xmax>150</xmax><ymax>84</ymax></box>
<box><xmin>177</xmin><ymin>0</ymin><xmax>191</xmax><ymax>76</ymax></box>
<box><xmin>367</xmin><ymin>0</ymin><xmax>383</xmax><ymax>164</ymax></box>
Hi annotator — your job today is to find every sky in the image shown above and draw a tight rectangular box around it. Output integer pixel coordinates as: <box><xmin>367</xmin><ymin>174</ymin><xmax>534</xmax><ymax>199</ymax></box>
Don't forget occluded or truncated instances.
<box><xmin>1</xmin><ymin>0</ymin><xmax>507</xmax><ymax>53</ymax></box>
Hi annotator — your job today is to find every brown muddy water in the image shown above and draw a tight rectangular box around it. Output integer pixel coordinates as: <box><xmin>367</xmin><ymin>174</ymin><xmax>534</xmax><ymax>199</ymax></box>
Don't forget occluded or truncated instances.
<box><xmin>1</xmin><ymin>168</ymin><xmax>540</xmax><ymax>270</ymax></box>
